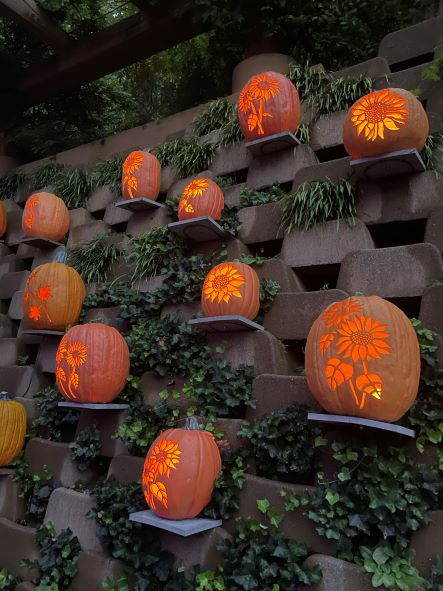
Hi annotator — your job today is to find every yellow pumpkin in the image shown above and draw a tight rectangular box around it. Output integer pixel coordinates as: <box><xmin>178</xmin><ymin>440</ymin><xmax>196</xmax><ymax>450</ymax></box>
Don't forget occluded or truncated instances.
<box><xmin>0</xmin><ymin>393</ymin><xmax>26</xmax><ymax>466</ymax></box>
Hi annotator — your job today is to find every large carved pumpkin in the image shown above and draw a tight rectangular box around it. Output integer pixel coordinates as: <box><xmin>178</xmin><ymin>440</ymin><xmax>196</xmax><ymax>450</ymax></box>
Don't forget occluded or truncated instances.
<box><xmin>201</xmin><ymin>261</ymin><xmax>260</xmax><ymax>319</ymax></box>
<box><xmin>122</xmin><ymin>150</ymin><xmax>161</xmax><ymax>201</ymax></box>
<box><xmin>237</xmin><ymin>71</ymin><xmax>301</xmax><ymax>141</ymax></box>
<box><xmin>22</xmin><ymin>192</ymin><xmax>70</xmax><ymax>241</ymax></box>
<box><xmin>178</xmin><ymin>178</ymin><xmax>224</xmax><ymax>221</ymax></box>
<box><xmin>305</xmin><ymin>296</ymin><xmax>420</xmax><ymax>422</ymax></box>
<box><xmin>0</xmin><ymin>393</ymin><xmax>26</xmax><ymax>466</ymax></box>
<box><xmin>343</xmin><ymin>88</ymin><xmax>429</xmax><ymax>159</ymax></box>
<box><xmin>56</xmin><ymin>323</ymin><xmax>130</xmax><ymax>403</ymax></box>
<box><xmin>23</xmin><ymin>262</ymin><xmax>86</xmax><ymax>330</ymax></box>
<box><xmin>142</xmin><ymin>417</ymin><xmax>221</xmax><ymax>519</ymax></box>
<box><xmin>0</xmin><ymin>201</ymin><xmax>7</xmax><ymax>239</ymax></box>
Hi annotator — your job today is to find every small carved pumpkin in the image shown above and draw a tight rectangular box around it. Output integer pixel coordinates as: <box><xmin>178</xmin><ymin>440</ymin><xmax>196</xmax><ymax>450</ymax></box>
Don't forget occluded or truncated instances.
<box><xmin>22</xmin><ymin>192</ymin><xmax>70</xmax><ymax>241</ymax></box>
<box><xmin>56</xmin><ymin>323</ymin><xmax>130</xmax><ymax>403</ymax></box>
<box><xmin>23</xmin><ymin>261</ymin><xmax>86</xmax><ymax>330</ymax></box>
<box><xmin>122</xmin><ymin>150</ymin><xmax>161</xmax><ymax>201</ymax></box>
<box><xmin>343</xmin><ymin>88</ymin><xmax>429</xmax><ymax>159</ymax></box>
<box><xmin>305</xmin><ymin>295</ymin><xmax>420</xmax><ymax>422</ymax></box>
<box><xmin>178</xmin><ymin>178</ymin><xmax>224</xmax><ymax>221</ymax></box>
<box><xmin>201</xmin><ymin>261</ymin><xmax>260</xmax><ymax>320</ymax></box>
<box><xmin>237</xmin><ymin>71</ymin><xmax>301</xmax><ymax>141</ymax></box>
<box><xmin>0</xmin><ymin>201</ymin><xmax>7</xmax><ymax>239</ymax></box>
<box><xmin>142</xmin><ymin>417</ymin><xmax>222</xmax><ymax>519</ymax></box>
<box><xmin>0</xmin><ymin>392</ymin><xmax>26</xmax><ymax>466</ymax></box>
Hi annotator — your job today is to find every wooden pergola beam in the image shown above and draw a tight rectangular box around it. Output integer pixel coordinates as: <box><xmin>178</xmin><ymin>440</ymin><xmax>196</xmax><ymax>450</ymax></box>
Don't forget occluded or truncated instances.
<box><xmin>1</xmin><ymin>5</ymin><xmax>206</xmax><ymax>113</ymax></box>
<box><xmin>0</xmin><ymin>0</ymin><xmax>74</xmax><ymax>52</ymax></box>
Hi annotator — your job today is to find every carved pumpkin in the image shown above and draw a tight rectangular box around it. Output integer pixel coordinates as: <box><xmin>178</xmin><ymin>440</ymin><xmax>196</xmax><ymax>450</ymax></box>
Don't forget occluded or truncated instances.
<box><xmin>343</xmin><ymin>88</ymin><xmax>429</xmax><ymax>159</ymax></box>
<box><xmin>23</xmin><ymin>261</ymin><xmax>86</xmax><ymax>330</ymax></box>
<box><xmin>0</xmin><ymin>393</ymin><xmax>26</xmax><ymax>466</ymax></box>
<box><xmin>122</xmin><ymin>150</ymin><xmax>161</xmax><ymax>201</ymax></box>
<box><xmin>56</xmin><ymin>323</ymin><xmax>130</xmax><ymax>403</ymax></box>
<box><xmin>237</xmin><ymin>71</ymin><xmax>301</xmax><ymax>141</ymax></box>
<box><xmin>305</xmin><ymin>295</ymin><xmax>420</xmax><ymax>422</ymax></box>
<box><xmin>142</xmin><ymin>417</ymin><xmax>222</xmax><ymax>519</ymax></box>
<box><xmin>0</xmin><ymin>201</ymin><xmax>7</xmax><ymax>239</ymax></box>
<box><xmin>201</xmin><ymin>261</ymin><xmax>260</xmax><ymax>319</ymax></box>
<box><xmin>178</xmin><ymin>178</ymin><xmax>224</xmax><ymax>221</ymax></box>
<box><xmin>22</xmin><ymin>192</ymin><xmax>70</xmax><ymax>241</ymax></box>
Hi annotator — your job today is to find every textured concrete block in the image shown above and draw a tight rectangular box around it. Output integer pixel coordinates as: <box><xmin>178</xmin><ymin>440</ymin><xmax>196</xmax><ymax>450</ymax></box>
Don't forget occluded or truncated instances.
<box><xmin>211</xmin><ymin>142</ymin><xmax>252</xmax><ymax>176</ymax></box>
<box><xmin>15</xmin><ymin>242</ymin><xmax>38</xmax><ymax>260</ymax></box>
<box><xmin>69</xmin><ymin>207</ymin><xmax>95</xmax><ymax>229</ymax></box>
<box><xmin>375</xmin><ymin>62</ymin><xmax>432</xmax><ymax>95</ymax></box>
<box><xmin>238</xmin><ymin>201</ymin><xmax>284</xmax><ymax>244</ymax></box>
<box><xmin>4</xmin><ymin>209</ymin><xmax>24</xmax><ymax>246</ymax></box>
<box><xmin>0</xmin><ymin>270</ymin><xmax>30</xmax><ymax>299</ymax></box>
<box><xmin>103</xmin><ymin>201</ymin><xmax>132</xmax><ymax>226</ymax></box>
<box><xmin>72</xmin><ymin>551</ymin><xmax>125</xmax><ymax>591</ymax></box>
<box><xmin>75</xmin><ymin>409</ymin><xmax>128</xmax><ymax>458</ymax></box>
<box><xmin>332</xmin><ymin>57</ymin><xmax>390</xmax><ymax>79</ymax></box>
<box><xmin>337</xmin><ymin>244</ymin><xmax>442</xmax><ymax>297</ymax></box>
<box><xmin>86</xmin><ymin>185</ymin><xmax>118</xmax><ymax>214</ymax></box>
<box><xmin>411</xmin><ymin>511</ymin><xmax>443</xmax><ymax>577</ymax></box>
<box><xmin>263</xmin><ymin>290</ymin><xmax>349</xmax><ymax>340</ymax></box>
<box><xmin>303</xmin><ymin>555</ymin><xmax>375</xmax><ymax>591</ymax></box>
<box><xmin>419</xmin><ymin>284</ymin><xmax>443</xmax><ymax>335</ymax></box>
<box><xmin>215</xmin><ymin>418</ymin><xmax>248</xmax><ymax>450</ymax></box>
<box><xmin>425</xmin><ymin>205</ymin><xmax>443</xmax><ymax>253</ymax></box>
<box><xmin>140</xmin><ymin>371</ymin><xmax>188</xmax><ymax>412</ymax></box>
<box><xmin>0</xmin><ymin>518</ymin><xmax>38</xmax><ymax>580</ymax></box>
<box><xmin>160</xmin><ymin>165</ymin><xmax>179</xmax><ymax>194</ymax></box>
<box><xmin>161</xmin><ymin>527</ymin><xmax>228</xmax><ymax>570</ymax></box>
<box><xmin>310</xmin><ymin>110</ymin><xmax>347</xmax><ymax>152</ymax></box>
<box><xmin>45</xmin><ymin>488</ymin><xmax>104</xmax><ymax>553</ymax></box>
<box><xmin>133</xmin><ymin>275</ymin><xmax>166</xmax><ymax>293</ymax></box>
<box><xmin>0</xmin><ymin>366</ymin><xmax>49</xmax><ymax>398</ymax></box>
<box><xmin>84</xmin><ymin>306</ymin><xmax>128</xmax><ymax>332</ymax></box>
<box><xmin>0</xmin><ymin>255</ymin><xmax>24</xmax><ymax>278</ymax></box>
<box><xmin>246</xmin><ymin>374</ymin><xmax>318</xmax><ymax>421</ymax></box>
<box><xmin>224</xmin><ymin>183</ymin><xmax>246</xmax><ymax>208</ymax></box>
<box><xmin>292</xmin><ymin>157</ymin><xmax>351</xmax><ymax>190</ymax></box>
<box><xmin>0</xmin><ymin>338</ymin><xmax>24</xmax><ymax>367</ymax></box>
<box><xmin>237</xmin><ymin>475</ymin><xmax>334</xmax><ymax>553</ymax></box>
<box><xmin>0</xmin><ymin>313</ymin><xmax>14</xmax><ymax>336</ymax></box>
<box><xmin>207</xmin><ymin>330</ymin><xmax>290</xmax><ymax>375</ymax></box>
<box><xmin>15</xmin><ymin>397</ymin><xmax>40</xmax><ymax>429</ymax></box>
<box><xmin>0</xmin><ymin>475</ymin><xmax>24</xmax><ymax>520</ymax></box>
<box><xmin>253</xmin><ymin>258</ymin><xmax>303</xmax><ymax>292</ymax></box>
<box><xmin>8</xmin><ymin>291</ymin><xmax>24</xmax><ymax>321</ymax></box>
<box><xmin>31</xmin><ymin>245</ymin><xmax>66</xmax><ymax>270</ymax></box>
<box><xmin>67</xmin><ymin>221</ymin><xmax>110</xmax><ymax>249</ymax></box>
<box><xmin>247</xmin><ymin>145</ymin><xmax>318</xmax><ymax>190</ymax></box>
<box><xmin>107</xmin><ymin>454</ymin><xmax>144</xmax><ymax>484</ymax></box>
<box><xmin>281</xmin><ymin>219</ymin><xmax>374</xmax><ymax>268</ymax></box>
<box><xmin>35</xmin><ymin>336</ymin><xmax>63</xmax><ymax>373</ymax></box>
<box><xmin>125</xmin><ymin>207</ymin><xmax>172</xmax><ymax>236</ymax></box>
<box><xmin>378</xmin><ymin>17</ymin><xmax>443</xmax><ymax>66</ymax></box>
<box><xmin>161</xmin><ymin>301</ymin><xmax>201</xmax><ymax>322</ymax></box>
<box><xmin>26</xmin><ymin>438</ymin><xmax>94</xmax><ymax>487</ymax></box>
<box><xmin>357</xmin><ymin>171</ymin><xmax>443</xmax><ymax>225</ymax></box>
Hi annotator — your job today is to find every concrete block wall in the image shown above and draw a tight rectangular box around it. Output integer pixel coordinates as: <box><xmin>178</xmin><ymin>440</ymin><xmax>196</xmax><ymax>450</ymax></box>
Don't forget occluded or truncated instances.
<box><xmin>0</xmin><ymin>14</ymin><xmax>443</xmax><ymax>590</ymax></box>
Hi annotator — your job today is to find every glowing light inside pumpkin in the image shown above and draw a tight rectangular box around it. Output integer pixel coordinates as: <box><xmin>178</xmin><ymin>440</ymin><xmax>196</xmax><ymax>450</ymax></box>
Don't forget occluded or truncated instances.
<box><xmin>24</xmin><ymin>270</ymin><xmax>54</xmax><ymax>324</ymax></box>
<box><xmin>318</xmin><ymin>298</ymin><xmax>391</xmax><ymax>409</ymax></box>
<box><xmin>351</xmin><ymin>89</ymin><xmax>409</xmax><ymax>142</ymax></box>
<box><xmin>23</xmin><ymin>194</ymin><xmax>39</xmax><ymax>229</ymax></box>
<box><xmin>143</xmin><ymin>439</ymin><xmax>182</xmax><ymax>510</ymax></box>
<box><xmin>238</xmin><ymin>73</ymin><xmax>281</xmax><ymax>135</ymax></box>
<box><xmin>56</xmin><ymin>335</ymin><xmax>88</xmax><ymax>399</ymax></box>
<box><xmin>179</xmin><ymin>178</ymin><xmax>210</xmax><ymax>215</ymax></box>
<box><xmin>122</xmin><ymin>151</ymin><xmax>144</xmax><ymax>199</ymax></box>
<box><xmin>203</xmin><ymin>263</ymin><xmax>245</xmax><ymax>303</ymax></box>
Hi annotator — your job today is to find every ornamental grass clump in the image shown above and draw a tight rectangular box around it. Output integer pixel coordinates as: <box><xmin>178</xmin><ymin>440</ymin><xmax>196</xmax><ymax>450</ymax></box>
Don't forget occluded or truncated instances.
<box><xmin>67</xmin><ymin>231</ymin><xmax>120</xmax><ymax>284</ymax></box>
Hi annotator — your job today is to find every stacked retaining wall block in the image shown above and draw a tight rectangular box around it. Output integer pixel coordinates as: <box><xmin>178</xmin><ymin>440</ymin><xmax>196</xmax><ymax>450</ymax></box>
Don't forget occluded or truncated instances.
<box><xmin>0</xmin><ymin>14</ymin><xmax>443</xmax><ymax>591</ymax></box>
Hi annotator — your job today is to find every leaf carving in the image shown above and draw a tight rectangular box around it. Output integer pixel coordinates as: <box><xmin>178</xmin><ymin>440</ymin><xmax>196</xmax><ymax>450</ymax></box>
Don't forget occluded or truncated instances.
<box><xmin>320</xmin><ymin>333</ymin><xmax>335</xmax><ymax>354</ymax></box>
<box><xmin>325</xmin><ymin>358</ymin><xmax>354</xmax><ymax>391</ymax></box>
<box><xmin>356</xmin><ymin>373</ymin><xmax>383</xmax><ymax>400</ymax></box>
<box><xmin>247</xmin><ymin>112</ymin><xmax>259</xmax><ymax>131</ymax></box>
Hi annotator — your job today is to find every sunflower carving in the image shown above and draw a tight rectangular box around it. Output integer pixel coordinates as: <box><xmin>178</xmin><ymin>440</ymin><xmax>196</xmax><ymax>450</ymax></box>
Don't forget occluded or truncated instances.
<box><xmin>142</xmin><ymin>439</ymin><xmax>181</xmax><ymax>510</ymax></box>
<box><xmin>351</xmin><ymin>89</ymin><xmax>409</xmax><ymax>142</ymax></box>
<box><xmin>56</xmin><ymin>335</ymin><xmax>88</xmax><ymax>399</ymax></box>
<box><xmin>238</xmin><ymin>73</ymin><xmax>280</xmax><ymax>135</ymax></box>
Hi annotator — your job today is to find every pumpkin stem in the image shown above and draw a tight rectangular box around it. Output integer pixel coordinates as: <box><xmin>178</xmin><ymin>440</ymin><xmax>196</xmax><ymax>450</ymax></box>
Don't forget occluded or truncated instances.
<box><xmin>184</xmin><ymin>416</ymin><xmax>200</xmax><ymax>430</ymax></box>
<box><xmin>53</xmin><ymin>250</ymin><xmax>68</xmax><ymax>264</ymax></box>
<box><xmin>0</xmin><ymin>391</ymin><xmax>10</xmax><ymax>401</ymax></box>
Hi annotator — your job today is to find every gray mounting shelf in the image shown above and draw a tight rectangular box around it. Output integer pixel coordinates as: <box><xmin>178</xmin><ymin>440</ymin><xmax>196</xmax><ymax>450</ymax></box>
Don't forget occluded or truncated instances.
<box><xmin>350</xmin><ymin>148</ymin><xmax>426</xmax><ymax>180</ymax></box>
<box><xmin>58</xmin><ymin>402</ymin><xmax>129</xmax><ymax>410</ymax></box>
<box><xmin>20</xmin><ymin>329</ymin><xmax>64</xmax><ymax>345</ymax></box>
<box><xmin>168</xmin><ymin>216</ymin><xmax>229</xmax><ymax>242</ymax></box>
<box><xmin>0</xmin><ymin>468</ymin><xmax>14</xmax><ymax>477</ymax></box>
<box><xmin>115</xmin><ymin>197</ymin><xmax>165</xmax><ymax>212</ymax></box>
<box><xmin>129</xmin><ymin>510</ymin><xmax>222</xmax><ymax>536</ymax></box>
<box><xmin>307</xmin><ymin>412</ymin><xmax>415</xmax><ymax>438</ymax></box>
<box><xmin>188</xmin><ymin>315</ymin><xmax>264</xmax><ymax>333</ymax></box>
<box><xmin>20</xmin><ymin>237</ymin><xmax>63</xmax><ymax>249</ymax></box>
<box><xmin>245</xmin><ymin>131</ymin><xmax>300</xmax><ymax>156</ymax></box>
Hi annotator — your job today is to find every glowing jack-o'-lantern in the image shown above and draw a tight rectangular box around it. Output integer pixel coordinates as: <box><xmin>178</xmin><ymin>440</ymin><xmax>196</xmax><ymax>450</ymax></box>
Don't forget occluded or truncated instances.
<box><xmin>0</xmin><ymin>201</ymin><xmax>6</xmax><ymax>239</ymax></box>
<box><xmin>23</xmin><ymin>259</ymin><xmax>86</xmax><ymax>330</ymax></box>
<box><xmin>0</xmin><ymin>392</ymin><xmax>26</xmax><ymax>467</ymax></box>
<box><xmin>201</xmin><ymin>261</ymin><xmax>260</xmax><ymax>319</ymax></box>
<box><xmin>22</xmin><ymin>192</ymin><xmax>70</xmax><ymax>241</ymax></box>
<box><xmin>142</xmin><ymin>417</ymin><xmax>222</xmax><ymax>519</ymax></box>
<box><xmin>178</xmin><ymin>178</ymin><xmax>224</xmax><ymax>221</ymax></box>
<box><xmin>343</xmin><ymin>88</ymin><xmax>429</xmax><ymax>159</ymax></box>
<box><xmin>305</xmin><ymin>295</ymin><xmax>420</xmax><ymax>422</ymax></box>
<box><xmin>122</xmin><ymin>150</ymin><xmax>161</xmax><ymax>201</ymax></box>
<box><xmin>237</xmin><ymin>71</ymin><xmax>301</xmax><ymax>141</ymax></box>
<box><xmin>56</xmin><ymin>323</ymin><xmax>130</xmax><ymax>403</ymax></box>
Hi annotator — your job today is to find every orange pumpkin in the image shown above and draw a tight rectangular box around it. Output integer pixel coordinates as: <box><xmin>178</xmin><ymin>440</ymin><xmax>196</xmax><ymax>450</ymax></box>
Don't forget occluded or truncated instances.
<box><xmin>122</xmin><ymin>150</ymin><xmax>161</xmax><ymax>201</ymax></box>
<box><xmin>56</xmin><ymin>323</ymin><xmax>130</xmax><ymax>403</ymax></box>
<box><xmin>237</xmin><ymin>71</ymin><xmax>301</xmax><ymax>141</ymax></box>
<box><xmin>23</xmin><ymin>262</ymin><xmax>86</xmax><ymax>330</ymax></box>
<box><xmin>142</xmin><ymin>417</ymin><xmax>222</xmax><ymax>519</ymax></box>
<box><xmin>343</xmin><ymin>88</ymin><xmax>429</xmax><ymax>159</ymax></box>
<box><xmin>305</xmin><ymin>295</ymin><xmax>420</xmax><ymax>422</ymax></box>
<box><xmin>0</xmin><ymin>201</ymin><xmax>6</xmax><ymax>238</ymax></box>
<box><xmin>178</xmin><ymin>178</ymin><xmax>224</xmax><ymax>221</ymax></box>
<box><xmin>22</xmin><ymin>192</ymin><xmax>70</xmax><ymax>241</ymax></box>
<box><xmin>201</xmin><ymin>261</ymin><xmax>260</xmax><ymax>319</ymax></box>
